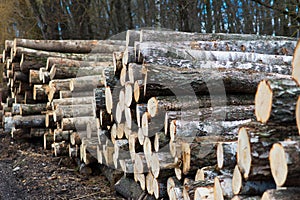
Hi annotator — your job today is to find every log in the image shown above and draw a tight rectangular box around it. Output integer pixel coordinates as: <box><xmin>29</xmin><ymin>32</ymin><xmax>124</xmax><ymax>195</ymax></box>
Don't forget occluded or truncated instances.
<box><xmin>69</xmin><ymin>75</ymin><xmax>105</xmax><ymax>92</ymax></box>
<box><xmin>169</xmin><ymin>119</ymin><xmax>250</xmax><ymax>141</ymax></box>
<box><xmin>49</xmin><ymin>64</ymin><xmax>111</xmax><ymax>80</ymax></box>
<box><xmin>29</xmin><ymin>69</ymin><xmax>42</xmax><ymax>84</ymax></box>
<box><xmin>261</xmin><ymin>188</ymin><xmax>300</xmax><ymax>200</ymax></box>
<box><xmin>122</xmin><ymin>47</ymin><xmax>135</xmax><ymax>67</ymax></box>
<box><xmin>292</xmin><ymin>40</ymin><xmax>300</xmax><ymax>84</ymax></box>
<box><xmin>139</xmin><ymin>30</ymin><xmax>297</xmax><ymax>43</ymax></box>
<box><xmin>153</xmin><ymin>177</ymin><xmax>168</xmax><ymax>199</ymax></box>
<box><xmin>183</xmin><ymin>179</ymin><xmax>214</xmax><ymax>200</ymax></box>
<box><xmin>50</xmin><ymin>97</ymin><xmax>94</xmax><ymax>109</ymax></box>
<box><xmin>112</xmin><ymin>51</ymin><xmax>123</xmax><ymax>77</ymax></box>
<box><xmin>14</xmin><ymin>39</ymin><xmax>126</xmax><ymax>53</ymax></box>
<box><xmin>167</xmin><ymin>177</ymin><xmax>183</xmax><ymax>199</ymax></box>
<box><xmin>164</xmin><ymin>105</ymin><xmax>254</xmax><ymax>136</ymax></box>
<box><xmin>20</xmin><ymin>103</ymin><xmax>47</xmax><ymax>116</ymax></box>
<box><xmin>217</xmin><ymin>141</ymin><xmax>237</xmax><ymax>170</ymax></box>
<box><xmin>53</xmin><ymin>104</ymin><xmax>95</xmax><ymax>122</ymax></box>
<box><xmin>52</xmin><ymin>141</ymin><xmax>69</xmax><ymax>156</ymax></box>
<box><xmin>181</xmin><ymin>140</ymin><xmax>218</xmax><ymax>175</ymax></box>
<box><xmin>13</xmin><ymin>115</ymin><xmax>46</xmax><ymax>129</ymax></box>
<box><xmin>195</xmin><ymin>166</ymin><xmax>219</xmax><ymax>181</ymax></box>
<box><xmin>237</xmin><ymin>123</ymin><xmax>298</xmax><ymax>180</ymax></box>
<box><xmin>255</xmin><ymin>78</ymin><xmax>300</xmax><ymax>124</ymax></box>
<box><xmin>214</xmin><ymin>176</ymin><xmax>233</xmax><ymax>200</ymax></box>
<box><xmin>232</xmin><ymin>165</ymin><xmax>276</xmax><ymax>196</ymax></box>
<box><xmin>138</xmin><ymin>44</ymin><xmax>292</xmax><ymax>65</ymax></box>
<box><xmin>20</xmin><ymin>60</ymin><xmax>44</xmax><ymax>73</ymax></box>
<box><xmin>154</xmin><ymin>131</ymin><xmax>170</xmax><ymax>152</ymax></box>
<box><xmin>295</xmin><ymin>96</ymin><xmax>300</xmax><ymax>134</ymax></box>
<box><xmin>269</xmin><ymin>140</ymin><xmax>300</xmax><ymax>187</ymax></box>
<box><xmin>150</xmin><ymin>152</ymin><xmax>180</xmax><ymax>179</ymax></box>
<box><xmin>17</xmin><ymin>82</ymin><xmax>31</xmax><ymax>94</ymax></box>
<box><xmin>59</xmin><ymin>90</ymin><xmax>94</xmax><ymax>99</ymax></box>
<box><xmin>14</xmin><ymin>47</ymin><xmax>114</xmax><ymax>62</ymax></box>
<box><xmin>144</xmin><ymin>64</ymin><xmax>291</xmax><ymax>96</ymax></box>
<box><xmin>61</xmin><ymin>117</ymin><xmax>95</xmax><ymax>131</ymax></box>
<box><xmin>13</xmin><ymin>71</ymin><xmax>28</xmax><ymax>83</ymax></box>
<box><xmin>46</xmin><ymin>57</ymin><xmax>112</xmax><ymax>71</ymax></box>
<box><xmin>115</xmin><ymin>176</ymin><xmax>155</xmax><ymax>200</ymax></box>
<box><xmin>33</xmin><ymin>85</ymin><xmax>49</xmax><ymax>102</ymax></box>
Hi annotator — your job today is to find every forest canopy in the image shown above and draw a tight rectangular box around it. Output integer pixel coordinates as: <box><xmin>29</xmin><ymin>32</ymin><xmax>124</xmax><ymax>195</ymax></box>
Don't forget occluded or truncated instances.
<box><xmin>0</xmin><ymin>0</ymin><xmax>299</xmax><ymax>47</ymax></box>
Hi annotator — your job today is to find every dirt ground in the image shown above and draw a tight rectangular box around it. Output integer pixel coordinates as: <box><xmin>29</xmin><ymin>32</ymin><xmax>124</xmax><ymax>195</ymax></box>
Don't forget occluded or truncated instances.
<box><xmin>0</xmin><ymin>129</ymin><xmax>125</xmax><ymax>200</ymax></box>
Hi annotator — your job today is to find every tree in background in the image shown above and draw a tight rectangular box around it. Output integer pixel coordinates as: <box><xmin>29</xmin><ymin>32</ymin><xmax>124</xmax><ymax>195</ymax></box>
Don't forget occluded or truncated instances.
<box><xmin>0</xmin><ymin>0</ymin><xmax>299</xmax><ymax>43</ymax></box>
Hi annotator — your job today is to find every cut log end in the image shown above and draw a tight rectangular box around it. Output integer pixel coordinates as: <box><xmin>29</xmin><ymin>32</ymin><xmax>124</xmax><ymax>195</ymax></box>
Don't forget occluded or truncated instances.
<box><xmin>232</xmin><ymin>165</ymin><xmax>242</xmax><ymax>195</ymax></box>
<box><xmin>296</xmin><ymin>96</ymin><xmax>300</xmax><ymax>135</ymax></box>
<box><xmin>217</xmin><ymin>142</ymin><xmax>224</xmax><ymax>169</ymax></box>
<box><xmin>105</xmin><ymin>86</ymin><xmax>113</xmax><ymax>114</ymax></box>
<box><xmin>125</xmin><ymin>82</ymin><xmax>133</xmax><ymax>107</ymax></box>
<box><xmin>269</xmin><ymin>143</ymin><xmax>288</xmax><ymax>187</ymax></box>
<box><xmin>237</xmin><ymin>127</ymin><xmax>251</xmax><ymax>179</ymax></box>
<box><xmin>292</xmin><ymin>41</ymin><xmax>300</xmax><ymax>85</ymax></box>
<box><xmin>255</xmin><ymin>80</ymin><xmax>273</xmax><ymax>123</ymax></box>
<box><xmin>133</xmin><ymin>80</ymin><xmax>141</xmax><ymax>103</ymax></box>
<box><xmin>148</xmin><ymin>97</ymin><xmax>158</xmax><ymax>117</ymax></box>
<box><xmin>214</xmin><ymin>177</ymin><xmax>224</xmax><ymax>200</ymax></box>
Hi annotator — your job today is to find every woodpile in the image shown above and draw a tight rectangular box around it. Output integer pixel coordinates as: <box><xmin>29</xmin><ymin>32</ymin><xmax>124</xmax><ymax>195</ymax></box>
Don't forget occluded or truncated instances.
<box><xmin>1</xmin><ymin>29</ymin><xmax>300</xmax><ymax>199</ymax></box>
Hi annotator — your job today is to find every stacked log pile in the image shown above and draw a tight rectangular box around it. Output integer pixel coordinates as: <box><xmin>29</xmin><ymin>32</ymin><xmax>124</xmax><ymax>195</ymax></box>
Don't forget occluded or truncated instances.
<box><xmin>1</xmin><ymin>30</ymin><xmax>300</xmax><ymax>199</ymax></box>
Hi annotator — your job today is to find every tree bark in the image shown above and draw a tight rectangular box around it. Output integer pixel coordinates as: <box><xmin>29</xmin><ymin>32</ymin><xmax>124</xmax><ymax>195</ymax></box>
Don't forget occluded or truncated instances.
<box><xmin>261</xmin><ymin>188</ymin><xmax>300</xmax><ymax>200</ymax></box>
<box><xmin>53</xmin><ymin>104</ymin><xmax>95</xmax><ymax>122</ymax></box>
<box><xmin>14</xmin><ymin>38</ymin><xmax>126</xmax><ymax>53</ymax></box>
<box><xmin>20</xmin><ymin>103</ymin><xmax>47</xmax><ymax>116</ymax></box>
<box><xmin>144</xmin><ymin>64</ymin><xmax>291</xmax><ymax>96</ymax></box>
<box><xmin>13</xmin><ymin>115</ymin><xmax>46</xmax><ymax>129</ymax></box>
<box><xmin>69</xmin><ymin>75</ymin><xmax>105</xmax><ymax>92</ymax></box>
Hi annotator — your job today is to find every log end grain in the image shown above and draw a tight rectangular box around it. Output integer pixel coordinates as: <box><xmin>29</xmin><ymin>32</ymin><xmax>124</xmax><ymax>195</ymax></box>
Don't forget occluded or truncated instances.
<box><xmin>147</xmin><ymin>97</ymin><xmax>158</xmax><ymax>117</ymax></box>
<box><xmin>269</xmin><ymin>143</ymin><xmax>288</xmax><ymax>187</ymax></box>
<box><xmin>237</xmin><ymin>127</ymin><xmax>251</xmax><ymax>179</ymax></box>
<box><xmin>292</xmin><ymin>41</ymin><xmax>300</xmax><ymax>85</ymax></box>
<box><xmin>214</xmin><ymin>176</ymin><xmax>225</xmax><ymax>200</ymax></box>
<box><xmin>255</xmin><ymin>80</ymin><xmax>273</xmax><ymax>123</ymax></box>
<box><xmin>105</xmin><ymin>86</ymin><xmax>113</xmax><ymax>114</ymax></box>
<box><xmin>296</xmin><ymin>96</ymin><xmax>300</xmax><ymax>135</ymax></box>
<box><xmin>232</xmin><ymin>165</ymin><xmax>242</xmax><ymax>195</ymax></box>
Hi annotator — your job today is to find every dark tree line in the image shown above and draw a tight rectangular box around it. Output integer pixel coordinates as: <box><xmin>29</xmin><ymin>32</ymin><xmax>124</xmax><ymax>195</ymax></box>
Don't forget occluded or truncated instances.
<box><xmin>0</xmin><ymin>0</ymin><xmax>299</xmax><ymax>45</ymax></box>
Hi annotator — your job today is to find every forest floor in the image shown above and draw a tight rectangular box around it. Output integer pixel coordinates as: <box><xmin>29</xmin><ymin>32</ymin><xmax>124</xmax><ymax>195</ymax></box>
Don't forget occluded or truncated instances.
<box><xmin>0</xmin><ymin>129</ymin><xmax>125</xmax><ymax>200</ymax></box>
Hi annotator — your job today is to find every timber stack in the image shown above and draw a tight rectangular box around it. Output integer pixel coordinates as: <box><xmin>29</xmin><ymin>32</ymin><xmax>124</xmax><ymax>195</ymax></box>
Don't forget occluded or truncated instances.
<box><xmin>1</xmin><ymin>29</ymin><xmax>300</xmax><ymax>199</ymax></box>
